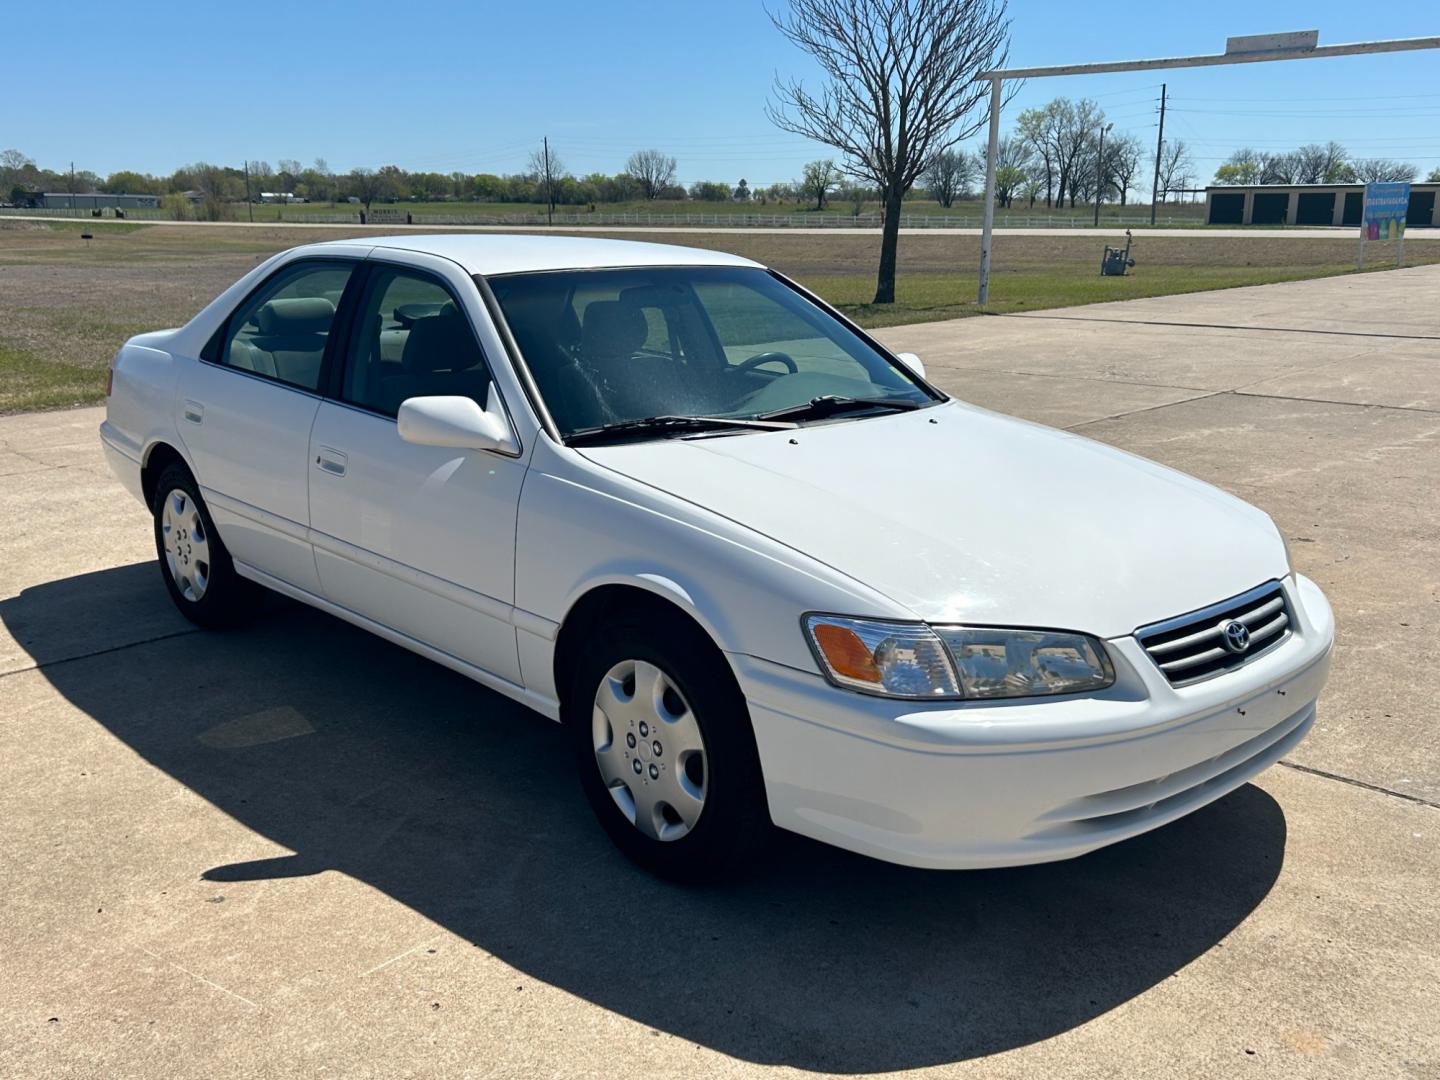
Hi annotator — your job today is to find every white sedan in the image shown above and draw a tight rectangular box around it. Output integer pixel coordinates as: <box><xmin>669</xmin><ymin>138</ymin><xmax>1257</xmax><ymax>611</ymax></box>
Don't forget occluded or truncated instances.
<box><xmin>100</xmin><ymin>234</ymin><xmax>1333</xmax><ymax>880</ymax></box>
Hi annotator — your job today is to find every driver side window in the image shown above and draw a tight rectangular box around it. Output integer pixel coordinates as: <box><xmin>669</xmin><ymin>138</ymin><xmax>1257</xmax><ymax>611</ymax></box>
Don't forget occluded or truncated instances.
<box><xmin>341</xmin><ymin>267</ymin><xmax>492</xmax><ymax>418</ymax></box>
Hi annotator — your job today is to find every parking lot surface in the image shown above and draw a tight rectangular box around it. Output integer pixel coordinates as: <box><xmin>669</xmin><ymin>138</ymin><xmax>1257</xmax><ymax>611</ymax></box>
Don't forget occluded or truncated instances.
<box><xmin>3</xmin><ymin>266</ymin><xmax>1438</xmax><ymax>1079</ymax></box>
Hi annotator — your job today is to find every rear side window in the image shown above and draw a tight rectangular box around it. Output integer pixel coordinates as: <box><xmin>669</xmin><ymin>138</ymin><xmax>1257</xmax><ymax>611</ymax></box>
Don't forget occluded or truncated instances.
<box><xmin>220</xmin><ymin>263</ymin><xmax>353</xmax><ymax>392</ymax></box>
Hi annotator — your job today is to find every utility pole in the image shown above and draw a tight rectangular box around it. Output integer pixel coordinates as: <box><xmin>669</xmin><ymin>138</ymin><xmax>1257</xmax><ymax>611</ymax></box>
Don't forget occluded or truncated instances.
<box><xmin>244</xmin><ymin>160</ymin><xmax>253</xmax><ymax>222</ymax></box>
<box><xmin>543</xmin><ymin>136</ymin><xmax>554</xmax><ymax>227</ymax></box>
<box><xmin>1149</xmin><ymin>83</ymin><xmax>1167</xmax><ymax>226</ymax></box>
<box><xmin>1093</xmin><ymin>122</ymin><xmax>1112</xmax><ymax>227</ymax></box>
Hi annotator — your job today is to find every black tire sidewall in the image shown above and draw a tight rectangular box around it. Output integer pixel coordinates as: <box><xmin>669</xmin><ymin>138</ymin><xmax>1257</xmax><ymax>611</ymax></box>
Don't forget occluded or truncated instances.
<box><xmin>566</xmin><ymin>615</ymin><xmax>769</xmax><ymax>881</ymax></box>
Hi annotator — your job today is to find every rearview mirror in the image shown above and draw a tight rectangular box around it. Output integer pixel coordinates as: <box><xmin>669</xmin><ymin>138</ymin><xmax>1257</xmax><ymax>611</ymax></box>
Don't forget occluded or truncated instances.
<box><xmin>397</xmin><ymin>387</ymin><xmax>518</xmax><ymax>454</ymax></box>
<box><xmin>895</xmin><ymin>351</ymin><xmax>926</xmax><ymax>379</ymax></box>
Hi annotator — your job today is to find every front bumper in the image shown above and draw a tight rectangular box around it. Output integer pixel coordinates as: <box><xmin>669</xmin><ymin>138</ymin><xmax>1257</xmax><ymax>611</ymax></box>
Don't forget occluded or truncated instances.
<box><xmin>734</xmin><ymin>574</ymin><xmax>1333</xmax><ymax>869</ymax></box>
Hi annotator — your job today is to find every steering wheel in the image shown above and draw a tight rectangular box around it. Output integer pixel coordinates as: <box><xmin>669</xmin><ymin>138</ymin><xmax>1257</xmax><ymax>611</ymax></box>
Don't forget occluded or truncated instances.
<box><xmin>727</xmin><ymin>351</ymin><xmax>798</xmax><ymax>376</ymax></box>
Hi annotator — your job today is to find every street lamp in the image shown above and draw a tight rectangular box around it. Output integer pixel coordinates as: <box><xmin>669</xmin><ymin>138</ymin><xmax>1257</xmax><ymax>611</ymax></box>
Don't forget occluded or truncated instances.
<box><xmin>1093</xmin><ymin>122</ymin><xmax>1113</xmax><ymax>227</ymax></box>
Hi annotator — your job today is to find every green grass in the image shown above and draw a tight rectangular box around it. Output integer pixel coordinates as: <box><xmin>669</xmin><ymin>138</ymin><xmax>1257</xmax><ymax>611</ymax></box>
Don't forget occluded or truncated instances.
<box><xmin>0</xmin><ymin>343</ymin><xmax>106</xmax><ymax>412</ymax></box>
<box><xmin>811</xmin><ymin>262</ymin><xmax>1420</xmax><ymax>329</ymax></box>
<box><xmin>2</xmin><ymin>221</ymin><xmax>1432</xmax><ymax>413</ymax></box>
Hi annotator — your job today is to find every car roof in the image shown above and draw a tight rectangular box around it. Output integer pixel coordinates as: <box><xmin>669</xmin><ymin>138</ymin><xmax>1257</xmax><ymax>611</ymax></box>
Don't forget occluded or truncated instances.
<box><xmin>309</xmin><ymin>233</ymin><xmax>764</xmax><ymax>276</ymax></box>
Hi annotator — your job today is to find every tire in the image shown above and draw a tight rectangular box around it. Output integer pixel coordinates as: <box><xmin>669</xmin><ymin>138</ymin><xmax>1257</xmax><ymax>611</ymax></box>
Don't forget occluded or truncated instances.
<box><xmin>566</xmin><ymin>611</ymin><xmax>771</xmax><ymax>882</ymax></box>
<box><xmin>152</xmin><ymin>462</ymin><xmax>260</xmax><ymax>628</ymax></box>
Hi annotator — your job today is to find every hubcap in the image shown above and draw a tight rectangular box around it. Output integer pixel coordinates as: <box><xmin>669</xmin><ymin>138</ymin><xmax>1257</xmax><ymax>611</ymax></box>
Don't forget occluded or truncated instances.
<box><xmin>591</xmin><ymin>659</ymin><xmax>707</xmax><ymax>841</ymax></box>
<box><xmin>160</xmin><ymin>488</ymin><xmax>211</xmax><ymax>602</ymax></box>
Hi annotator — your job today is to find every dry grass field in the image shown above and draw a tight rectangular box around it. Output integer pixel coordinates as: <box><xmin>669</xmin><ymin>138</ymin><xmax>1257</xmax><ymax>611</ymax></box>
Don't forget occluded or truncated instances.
<box><xmin>2</xmin><ymin>218</ymin><xmax>1434</xmax><ymax>412</ymax></box>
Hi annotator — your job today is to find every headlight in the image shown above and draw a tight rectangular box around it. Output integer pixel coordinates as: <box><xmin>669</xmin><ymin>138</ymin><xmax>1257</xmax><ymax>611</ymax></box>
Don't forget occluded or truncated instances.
<box><xmin>804</xmin><ymin>615</ymin><xmax>1113</xmax><ymax>700</ymax></box>
<box><xmin>935</xmin><ymin>627</ymin><xmax>1114</xmax><ymax>699</ymax></box>
<box><xmin>803</xmin><ymin>616</ymin><xmax>959</xmax><ymax>698</ymax></box>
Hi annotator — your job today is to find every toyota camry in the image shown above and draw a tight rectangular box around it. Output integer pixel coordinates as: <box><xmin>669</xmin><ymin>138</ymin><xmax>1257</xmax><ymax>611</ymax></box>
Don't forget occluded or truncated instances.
<box><xmin>100</xmin><ymin>234</ymin><xmax>1334</xmax><ymax>880</ymax></box>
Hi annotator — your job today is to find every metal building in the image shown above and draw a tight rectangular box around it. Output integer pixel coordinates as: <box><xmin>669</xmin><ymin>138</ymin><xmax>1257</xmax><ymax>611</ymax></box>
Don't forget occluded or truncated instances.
<box><xmin>1205</xmin><ymin>183</ymin><xmax>1438</xmax><ymax>228</ymax></box>
<box><xmin>26</xmin><ymin>192</ymin><xmax>162</xmax><ymax>210</ymax></box>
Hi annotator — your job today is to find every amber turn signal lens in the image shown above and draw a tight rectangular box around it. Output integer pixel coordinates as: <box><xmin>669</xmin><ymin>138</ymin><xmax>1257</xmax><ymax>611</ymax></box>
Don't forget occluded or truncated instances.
<box><xmin>811</xmin><ymin>623</ymin><xmax>882</xmax><ymax>683</ymax></box>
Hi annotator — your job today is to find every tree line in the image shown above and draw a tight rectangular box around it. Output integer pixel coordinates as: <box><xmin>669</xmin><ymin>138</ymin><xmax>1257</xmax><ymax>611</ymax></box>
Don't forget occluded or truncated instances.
<box><xmin>1</xmin><ymin>145</ymin><xmax>913</xmax><ymax>219</ymax></box>
<box><xmin>1213</xmin><ymin>144</ymin><xmax>1428</xmax><ymax>186</ymax></box>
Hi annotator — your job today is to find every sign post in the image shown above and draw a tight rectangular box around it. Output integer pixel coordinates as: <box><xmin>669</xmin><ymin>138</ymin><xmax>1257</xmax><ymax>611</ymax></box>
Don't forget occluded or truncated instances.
<box><xmin>1359</xmin><ymin>181</ymin><xmax>1411</xmax><ymax>270</ymax></box>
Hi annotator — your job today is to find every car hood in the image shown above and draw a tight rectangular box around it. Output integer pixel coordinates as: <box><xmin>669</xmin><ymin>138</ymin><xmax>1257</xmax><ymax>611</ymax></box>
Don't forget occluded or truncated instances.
<box><xmin>577</xmin><ymin>401</ymin><xmax>1288</xmax><ymax>639</ymax></box>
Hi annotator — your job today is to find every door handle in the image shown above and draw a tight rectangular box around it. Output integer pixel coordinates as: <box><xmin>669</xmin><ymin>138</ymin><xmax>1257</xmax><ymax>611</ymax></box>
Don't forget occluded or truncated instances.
<box><xmin>315</xmin><ymin>447</ymin><xmax>348</xmax><ymax>477</ymax></box>
<box><xmin>182</xmin><ymin>400</ymin><xmax>204</xmax><ymax>424</ymax></box>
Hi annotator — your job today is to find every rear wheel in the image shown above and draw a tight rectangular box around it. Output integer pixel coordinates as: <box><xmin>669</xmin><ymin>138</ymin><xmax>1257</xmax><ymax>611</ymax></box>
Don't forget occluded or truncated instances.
<box><xmin>567</xmin><ymin>613</ymin><xmax>770</xmax><ymax>881</ymax></box>
<box><xmin>152</xmin><ymin>463</ymin><xmax>259</xmax><ymax>628</ymax></box>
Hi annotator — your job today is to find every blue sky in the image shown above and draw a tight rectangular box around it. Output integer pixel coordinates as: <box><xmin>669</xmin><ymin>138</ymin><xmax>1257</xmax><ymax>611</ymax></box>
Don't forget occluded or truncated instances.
<box><xmin>7</xmin><ymin>1</ymin><xmax>1438</xmax><ymax>186</ymax></box>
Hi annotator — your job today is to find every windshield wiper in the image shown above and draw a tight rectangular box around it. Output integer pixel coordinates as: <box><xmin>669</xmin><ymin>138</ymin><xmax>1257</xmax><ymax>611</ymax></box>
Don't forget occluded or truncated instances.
<box><xmin>566</xmin><ymin>414</ymin><xmax>797</xmax><ymax>446</ymax></box>
<box><xmin>755</xmin><ymin>395</ymin><xmax>924</xmax><ymax>423</ymax></box>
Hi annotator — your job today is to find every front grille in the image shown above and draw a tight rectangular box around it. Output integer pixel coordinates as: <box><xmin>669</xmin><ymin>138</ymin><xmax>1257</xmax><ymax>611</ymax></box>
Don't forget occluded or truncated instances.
<box><xmin>1136</xmin><ymin>581</ymin><xmax>1291</xmax><ymax>686</ymax></box>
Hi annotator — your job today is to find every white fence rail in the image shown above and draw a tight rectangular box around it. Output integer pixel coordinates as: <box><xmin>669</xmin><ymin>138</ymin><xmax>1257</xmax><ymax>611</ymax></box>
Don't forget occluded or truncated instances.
<box><xmin>0</xmin><ymin>206</ymin><xmax>1206</xmax><ymax>229</ymax></box>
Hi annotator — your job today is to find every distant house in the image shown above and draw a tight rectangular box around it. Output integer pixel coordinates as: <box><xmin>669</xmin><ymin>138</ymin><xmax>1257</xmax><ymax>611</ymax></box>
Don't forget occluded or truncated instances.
<box><xmin>26</xmin><ymin>191</ymin><xmax>161</xmax><ymax>210</ymax></box>
<box><xmin>258</xmin><ymin>191</ymin><xmax>306</xmax><ymax>204</ymax></box>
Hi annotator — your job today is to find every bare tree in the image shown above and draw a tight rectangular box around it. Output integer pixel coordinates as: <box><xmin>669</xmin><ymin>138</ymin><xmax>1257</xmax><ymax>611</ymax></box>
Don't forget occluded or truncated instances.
<box><xmin>1214</xmin><ymin>148</ymin><xmax>1263</xmax><ymax>186</ymax></box>
<box><xmin>1352</xmin><ymin>158</ymin><xmax>1418</xmax><ymax>183</ymax></box>
<box><xmin>924</xmin><ymin>149</ymin><xmax>975</xmax><ymax>208</ymax></box>
<box><xmin>528</xmin><ymin>144</ymin><xmax>565</xmax><ymax>212</ymax></box>
<box><xmin>1015</xmin><ymin>103</ymin><xmax>1060</xmax><ymax>206</ymax></box>
<box><xmin>626</xmin><ymin>149</ymin><xmax>677</xmax><ymax>200</ymax></box>
<box><xmin>1259</xmin><ymin>151</ymin><xmax>1301</xmax><ymax>185</ymax></box>
<box><xmin>1107</xmin><ymin>133</ymin><xmax>1143</xmax><ymax>206</ymax></box>
<box><xmin>276</xmin><ymin>159</ymin><xmax>302</xmax><ymax>194</ymax></box>
<box><xmin>800</xmin><ymin>159</ymin><xmax>840</xmax><ymax>209</ymax></box>
<box><xmin>1155</xmin><ymin>139</ymin><xmax>1194</xmax><ymax>203</ymax></box>
<box><xmin>1294</xmin><ymin>142</ymin><xmax>1349</xmax><ymax>184</ymax></box>
<box><xmin>1052</xmin><ymin>99</ymin><xmax>1104</xmax><ymax>208</ymax></box>
<box><xmin>767</xmin><ymin>0</ymin><xmax>1011</xmax><ymax>303</ymax></box>
<box><xmin>991</xmin><ymin>135</ymin><xmax>1031</xmax><ymax>207</ymax></box>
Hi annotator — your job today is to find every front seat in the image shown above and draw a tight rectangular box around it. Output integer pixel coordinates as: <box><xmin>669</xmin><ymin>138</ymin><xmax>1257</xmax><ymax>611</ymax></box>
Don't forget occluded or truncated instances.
<box><xmin>579</xmin><ymin>300</ymin><xmax>658</xmax><ymax>416</ymax></box>
<box><xmin>378</xmin><ymin>303</ymin><xmax>490</xmax><ymax>414</ymax></box>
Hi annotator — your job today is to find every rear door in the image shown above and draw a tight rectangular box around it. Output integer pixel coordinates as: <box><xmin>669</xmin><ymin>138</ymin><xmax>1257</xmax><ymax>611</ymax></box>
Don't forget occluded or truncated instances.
<box><xmin>177</xmin><ymin>259</ymin><xmax>358</xmax><ymax>593</ymax></box>
<box><xmin>306</xmin><ymin>253</ymin><xmax>528</xmax><ymax>684</ymax></box>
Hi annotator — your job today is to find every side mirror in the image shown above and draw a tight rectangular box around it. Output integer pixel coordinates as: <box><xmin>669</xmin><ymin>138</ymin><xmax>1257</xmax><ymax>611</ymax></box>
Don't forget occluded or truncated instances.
<box><xmin>397</xmin><ymin>387</ymin><xmax>518</xmax><ymax>454</ymax></box>
<box><xmin>895</xmin><ymin>351</ymin><xmax>926</xmax><ymax>379</ymax></box>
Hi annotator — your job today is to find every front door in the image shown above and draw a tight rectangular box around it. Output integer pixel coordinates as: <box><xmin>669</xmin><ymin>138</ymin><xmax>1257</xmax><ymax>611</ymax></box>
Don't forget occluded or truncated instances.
<box><xmin>178</xmin><ymin>259</ymin><xmax>357</xmax><ymax>593</ymax></box>
<box><xmin>307</xmin><ymin>259</ymin><xmax>527</xmax><ymax>684</ymax></box>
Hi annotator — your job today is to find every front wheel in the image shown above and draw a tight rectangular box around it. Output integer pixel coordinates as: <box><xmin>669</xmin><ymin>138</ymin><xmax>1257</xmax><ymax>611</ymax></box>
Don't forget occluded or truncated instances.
<box><xmin>567</xmin><ymin>614</ymin><xmax>770</xmax><ymax>881</ymax></box>
<box><xmin>152</xmin><ymin>463</ymin><xmax>260</xmax><ymax>628</ymax></box>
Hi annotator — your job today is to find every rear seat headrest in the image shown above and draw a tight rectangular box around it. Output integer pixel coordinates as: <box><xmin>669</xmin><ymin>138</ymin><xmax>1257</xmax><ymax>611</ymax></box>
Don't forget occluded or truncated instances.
<box><xmin>257</xmin><ymin>297</ymin><xmax>335</xmax><ymax>336</ymax></box>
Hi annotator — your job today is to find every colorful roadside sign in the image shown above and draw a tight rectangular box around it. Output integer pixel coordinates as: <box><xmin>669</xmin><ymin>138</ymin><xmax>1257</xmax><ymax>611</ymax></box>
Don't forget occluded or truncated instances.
<box><xmin>1363</xmin><ymin>181</ymin><xmax>1410</xmax><ymax>240</ymax></box>
<box><xmin>1359</xmin><ymin>181</ymin><xmax>1411</xmax><ymax>268</ymax></box>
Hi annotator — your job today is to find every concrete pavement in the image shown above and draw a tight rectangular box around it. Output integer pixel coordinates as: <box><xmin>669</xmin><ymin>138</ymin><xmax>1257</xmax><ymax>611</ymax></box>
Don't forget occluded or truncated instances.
<box><xmin>2</xmin><ymin>266</ymin><xmax>1439</xmax><ymax>1078</ymax></box>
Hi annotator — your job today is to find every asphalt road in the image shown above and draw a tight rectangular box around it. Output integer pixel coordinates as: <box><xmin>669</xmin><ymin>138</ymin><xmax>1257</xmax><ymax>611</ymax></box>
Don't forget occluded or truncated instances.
<box><xmin>2</xmin><ymin>267</ymin><xmax>1438</xmax><ymax>1078</ymax></box>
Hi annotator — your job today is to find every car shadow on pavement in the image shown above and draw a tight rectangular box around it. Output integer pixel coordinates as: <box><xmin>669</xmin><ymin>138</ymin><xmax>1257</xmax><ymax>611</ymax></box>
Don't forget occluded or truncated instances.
<box><xmin>3</xmin><ymin>563</ymin><xmax>1288</xmax><ymax>1074</ymax></box>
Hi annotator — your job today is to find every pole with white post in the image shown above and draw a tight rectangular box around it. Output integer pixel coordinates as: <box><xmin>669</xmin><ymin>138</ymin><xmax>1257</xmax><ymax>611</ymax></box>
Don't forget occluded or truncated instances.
<box><xmin>974</xmin><ymin>33</ymin><xmax>1440</xmax><ymax>305</ymax></box>
<box><xmin>977</xmin><ymin>76</ymin><xmax>1003</xmax><ymax>306</ymax></box>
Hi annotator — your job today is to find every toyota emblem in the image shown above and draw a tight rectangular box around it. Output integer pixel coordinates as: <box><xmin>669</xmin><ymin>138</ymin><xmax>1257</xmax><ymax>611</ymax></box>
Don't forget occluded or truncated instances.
<box><xmin>1221</xmin><ymin>619</ymin><xmax>1251</xmax><ymax>654</ymax></box>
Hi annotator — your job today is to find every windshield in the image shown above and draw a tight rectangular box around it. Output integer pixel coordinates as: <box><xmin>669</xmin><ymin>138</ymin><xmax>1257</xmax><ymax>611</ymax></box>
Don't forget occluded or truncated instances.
<box><xmin>487</xmin><ymin>266</ymin><xmax>939</xmax><ymax>439</ymax></box>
